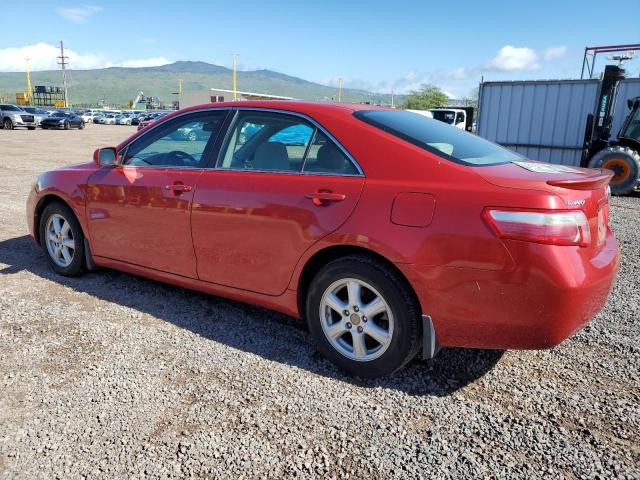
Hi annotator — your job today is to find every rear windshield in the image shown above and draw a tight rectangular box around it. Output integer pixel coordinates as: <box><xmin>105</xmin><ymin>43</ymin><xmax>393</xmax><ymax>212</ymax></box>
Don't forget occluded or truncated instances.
<box><xmin>353</xmin><ymin>109</ymin><xmax>521</xmax><ymax>166</ymax></box>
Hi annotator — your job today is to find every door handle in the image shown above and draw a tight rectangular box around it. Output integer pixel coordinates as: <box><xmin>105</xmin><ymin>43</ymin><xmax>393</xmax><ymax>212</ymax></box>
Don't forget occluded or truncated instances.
<box><xmin>165</xmin><ymin>184</ymin><xmax>193</xmax><ymax>193</ymax></box>
<box><xmin>305</xmin><ymin>191</ymin><xmax>346</xmax><ymax>206</ymax></box>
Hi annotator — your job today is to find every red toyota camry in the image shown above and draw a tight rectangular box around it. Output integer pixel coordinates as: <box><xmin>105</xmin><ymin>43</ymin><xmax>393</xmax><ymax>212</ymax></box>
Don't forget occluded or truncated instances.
<box><xmin>26</xmin><ymin>101</ymin><xmax>619</xmax><ymax>377</ymax></box>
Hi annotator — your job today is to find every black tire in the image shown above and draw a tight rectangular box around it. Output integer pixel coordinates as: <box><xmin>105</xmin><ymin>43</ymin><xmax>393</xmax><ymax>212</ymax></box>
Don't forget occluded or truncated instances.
<box><xmin>79</xmin><ymin>122</ymin><xmax>85</xmax><ymax>130</ymax></box>
<box><xmin>306</xmin><ymin>255</ymin><xmax>421</xmax><ymax>378</ymax></box>
<box><xmin>588</xmin><ymin>146</ymin><xmax>640</xmax><ymax>196</ymax></box>
<box><xmin>27</xmin><ymin>126</ymin><xmax>36</xmax><ymax>130</ymax></box>
<box><xmin>42</xmin><ymin>125</ymin><xmax>48</xmax><ymax>129</ymax></box>
<box><xmin>39</xmin><ymin>202</ymin><xmax>86</xmax><ymax>276</ymax></box>
<box><xmin>3</xmin><ymin>118</ymin><xmax>13</xmax><ymax>130</ymax></box>
<box><xmin>64</xmin><ymin>121</ymin><xmax>70</xmax><ymax>130</ymax></box>
<box><xmin>187</xmin><ymin>131</ymin><xmax>197</xmax><ymax>142</ymax></box>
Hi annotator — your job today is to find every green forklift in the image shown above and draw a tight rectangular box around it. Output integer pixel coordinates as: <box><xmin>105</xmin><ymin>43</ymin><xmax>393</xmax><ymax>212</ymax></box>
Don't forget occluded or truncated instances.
<box><xmin>582</xmin><ymin>65</ymin><xmax>640</xmax><ymax>195</ymax></box>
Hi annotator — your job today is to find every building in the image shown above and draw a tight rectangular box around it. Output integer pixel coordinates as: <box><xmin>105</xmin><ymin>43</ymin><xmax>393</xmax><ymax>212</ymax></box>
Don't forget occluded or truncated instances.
<box><xmin>179</xmin><ymin>88</ymin><xmax>294</xmax><ymax>109</ymax></box>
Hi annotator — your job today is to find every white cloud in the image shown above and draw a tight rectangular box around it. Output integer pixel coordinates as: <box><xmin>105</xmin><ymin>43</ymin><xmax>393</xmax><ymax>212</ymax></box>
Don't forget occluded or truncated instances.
<box><xmin>544</xmin><ymin>45</ymin><xmax>567</xmax><ymax>60</ymax></box>
<box><xmin>0</xmin><ymin>43</ymin><xmax>170</xmax><ymax>72</ymax></box>
<box><xmin>485</xmin><ymin>45</ymin><xmax>540</xmax><ymax>71</ymax></box>
<box><xmin>57</xmin><ymin>5</ymin><xmax>102</xmax><ymax>23</ymax></box>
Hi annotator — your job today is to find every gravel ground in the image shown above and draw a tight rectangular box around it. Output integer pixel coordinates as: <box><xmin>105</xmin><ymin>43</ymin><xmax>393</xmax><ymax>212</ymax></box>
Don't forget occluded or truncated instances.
<box><xmin>0</xmin><ymin>125</ymin><xmax>639</xmax><ymax>479</ymax></box>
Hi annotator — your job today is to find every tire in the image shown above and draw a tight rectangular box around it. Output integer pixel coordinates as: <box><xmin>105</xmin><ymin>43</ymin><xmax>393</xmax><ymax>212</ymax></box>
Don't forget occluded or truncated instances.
<box><xmin>3</xmin><ymin>118</ymin><xmax>13</xmax><ymax>130</ymax></box>
<box><xmin>588</xmin><ymin>146</ymin><xmax>640</xmax><ymax>196</ymax></box>
<box><xmin>79</xmin><ymin>122</ymin><xmax>85</xmax><ymax>130</ymax></box>
<box><xmin>306</xmin><ymin>255</ymin><xmax>421</xmax><ymax>378</ymax></box>
<box><xmin>27</xmin><ymin>126</ymin><xmax>36</xmax><ymax>130</ymax></box>
<box><xmin>64</xmin><ymin>121</ymin><xmax>70</xmax><ymax>130</ymax></box>
<box><xmin>39</xmin><ymin>202</ymin><xmax>86</xmax><ymax>276</ymax></box>
<box><xmin>187</xmin><ymin>131</ymin><xmax>197</xmax><ymax>142</ymax></box>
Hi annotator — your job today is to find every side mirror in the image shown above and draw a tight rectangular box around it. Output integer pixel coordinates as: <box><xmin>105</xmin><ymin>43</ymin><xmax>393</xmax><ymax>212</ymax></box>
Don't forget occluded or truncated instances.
<box><xmin>93</xmin><ymin>147</ymin><xmax>118</xmax><ymax>166</ymax></box>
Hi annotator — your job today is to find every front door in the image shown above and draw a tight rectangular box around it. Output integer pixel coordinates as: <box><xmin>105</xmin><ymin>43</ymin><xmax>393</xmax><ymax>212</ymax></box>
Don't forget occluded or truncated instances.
<box><xmin>86</xmin><ymin>110</ymin><xmax>228</xmax><ymax>278</ymax></box>
<box><xmin>191</xmin><ymin>109</ymin><xmax>365</xmax><ymax>295</ymax></box>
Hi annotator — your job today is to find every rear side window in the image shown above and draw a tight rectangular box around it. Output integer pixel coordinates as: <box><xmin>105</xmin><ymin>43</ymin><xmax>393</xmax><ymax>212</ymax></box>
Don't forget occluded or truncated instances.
<box><xmin>354</xmin><ymin>109</ymin><xmax>521</xmax><ymax>166</ymax></box>
<box><xmin>218</xmin><ymin>110</ymin><xmax>360</xmax><ymax>175</ymax></box>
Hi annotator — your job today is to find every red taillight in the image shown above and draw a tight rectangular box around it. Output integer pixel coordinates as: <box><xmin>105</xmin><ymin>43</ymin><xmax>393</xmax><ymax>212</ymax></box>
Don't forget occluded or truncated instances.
<box><xmin>483</xmin><ymin>208</ymin><xmax>591</xmax><ymax>247</ymax></box>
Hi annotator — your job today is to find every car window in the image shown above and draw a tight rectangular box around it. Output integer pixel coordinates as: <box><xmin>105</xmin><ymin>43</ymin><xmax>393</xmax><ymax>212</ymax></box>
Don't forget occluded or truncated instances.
<box><xmin>218</xmin><ymin>111</ymin><xmax>314</xmax><ymax>172</ymax></box>
<box><xmin>122</xmin><ymin>111</ymin><xmax>226</xmax><ymax>168</ymax></box>
<box><xmin>302</xmin><ymin>130</ymin><xmax>359</xmax><ymax>175</ymax></box>
<box><xmin>354</xmin><ymin>109</ymin><xmax>522</xmax><ymax>166</ymax></box>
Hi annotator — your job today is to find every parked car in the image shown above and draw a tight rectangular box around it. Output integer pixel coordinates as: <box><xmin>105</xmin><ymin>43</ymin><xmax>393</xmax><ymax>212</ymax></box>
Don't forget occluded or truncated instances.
<box><xmin>26</xmin><ymin>102</ymin><xmax>619</xmax><ymax>378</ymax></box>
<box><xmin>80</xmin><ymin>111</ymin><xmax>95</xmax><ymax>123</ymax></box>
<box><xmin>40</xmin><ymin>111</ymin><xmax>85</xmax><ymax>130</ymax></box>
<box><xmin>20</xmin><ymin>107</ymin><xmax>50</xmax><ymax>126</ymax></box>
<box><xmin>102</xmin><ymin>114</ymin><xmax>117</xmax><ymax>125</ymax></box>
<box><xmin>116</xmin><ymin>113</ymin><xmax>135</xmax><ymax>125</ymax></box>
<box><xmin>137</xmin><ymin>112</ymin><xmax>168</xmax><ymax>131</ymax></box>
<box><xmin>0</xmin><ymin>104</ymin><xmax>36</xmax><ymax>130</ymax></box>
<box><xmin>130</xmin><ymin>113</ymin><xmax>146</xmax><ymax>126</ymax></box>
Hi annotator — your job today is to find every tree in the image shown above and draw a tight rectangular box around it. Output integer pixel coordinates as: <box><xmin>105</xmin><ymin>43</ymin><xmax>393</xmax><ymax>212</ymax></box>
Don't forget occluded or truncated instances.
<box><xmin>403</xmin><ymin>84</ymin><xmax>448</xmax><ymax>110</ymax></box>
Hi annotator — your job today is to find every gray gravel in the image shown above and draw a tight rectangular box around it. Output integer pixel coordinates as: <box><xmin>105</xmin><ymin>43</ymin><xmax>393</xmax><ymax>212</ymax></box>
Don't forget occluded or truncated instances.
<box><xmin>0</xmin><ymin>126</ymin><xmax>639</xmax><ymax>479</ymax></box>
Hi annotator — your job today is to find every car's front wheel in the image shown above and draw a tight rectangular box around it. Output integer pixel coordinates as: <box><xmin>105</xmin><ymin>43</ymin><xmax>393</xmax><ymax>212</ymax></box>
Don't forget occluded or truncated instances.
<box><xmin>3</xmin><ymin>118</ymin><xmax>13</xmax><ymax>130</ymax></box>
<box><xmin>306</xmin><ymin>255</ymin><xmax>421</xmax><ymax>378</ymax></box>
<box><xmin>39</xmin><ymin>202</ymin><xmax>86</xmax><ymax>276</ymax></box>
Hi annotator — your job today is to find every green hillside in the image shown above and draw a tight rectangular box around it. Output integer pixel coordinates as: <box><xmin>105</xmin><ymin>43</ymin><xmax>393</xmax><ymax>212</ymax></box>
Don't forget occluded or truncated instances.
<box><xmin>0</xmin><ymin>61</ymin><xmax>399</xmax><ymax>107</ymax></box>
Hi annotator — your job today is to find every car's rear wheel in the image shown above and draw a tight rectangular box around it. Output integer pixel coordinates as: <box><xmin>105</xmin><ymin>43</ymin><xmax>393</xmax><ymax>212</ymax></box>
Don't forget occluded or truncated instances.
<box><xmin>306</xmin><ymin>255</ymin><xmax>421</xmax><ymax>378</ymax></box>
<box><xmin>3</xmin><ymin>118</ymin><xmax>13</xmax><ymax>130</ymax></box>
<box><xmin>64</xmin><ymin>121</ymin><xmax>70</xmax><ymax>130</ymax></box>
<box><xmin>39</xmin><ymin>202</ymin><xmax>85</xmax><ymax>276</ymax></box>
<box><xmin>79</xmin><ymin>122</ymin><xmax>85</xmax><ymax>130</ymax></box>
<box><xmin>187</xmin><ymin>131</ymin><xmax>197</xmax><ymax>142</ymax></box>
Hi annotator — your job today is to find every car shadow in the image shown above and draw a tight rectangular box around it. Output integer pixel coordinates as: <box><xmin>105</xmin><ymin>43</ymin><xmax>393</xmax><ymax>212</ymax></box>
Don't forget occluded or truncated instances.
<box><xmin>0</xmin><ymin>235</ymin><xmax>504</xmax><ymax>396</ymax></box>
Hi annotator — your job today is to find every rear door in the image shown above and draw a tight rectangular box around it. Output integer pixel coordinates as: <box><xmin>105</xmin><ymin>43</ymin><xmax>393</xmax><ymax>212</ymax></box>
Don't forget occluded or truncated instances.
<box><xmin>191</xmin><ymin>109</ymin><xmax>365</xmax><ymax>295</ymax></box>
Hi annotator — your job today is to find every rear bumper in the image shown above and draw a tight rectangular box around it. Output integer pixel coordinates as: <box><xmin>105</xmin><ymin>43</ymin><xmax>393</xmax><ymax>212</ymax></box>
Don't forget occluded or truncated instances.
<box><xmin>403</xmin><ymin>232</ymin><xmax>620</xmax><ymax>350</ymax></box>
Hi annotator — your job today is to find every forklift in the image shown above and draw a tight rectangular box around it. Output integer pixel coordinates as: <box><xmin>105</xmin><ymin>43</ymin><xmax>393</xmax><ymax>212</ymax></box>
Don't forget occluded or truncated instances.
<box><xmin>582</xmin><ymin>64</ymin><xmax>640</xmax><ymax>195</ymax></box>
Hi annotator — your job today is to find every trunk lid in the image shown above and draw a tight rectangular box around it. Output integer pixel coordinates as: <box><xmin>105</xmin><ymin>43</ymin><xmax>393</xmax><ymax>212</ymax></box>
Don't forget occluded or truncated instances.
<box><xmin>476</xmin><ymin>160</ymin><xmax>613</xmax><ymax>251</ymax></box>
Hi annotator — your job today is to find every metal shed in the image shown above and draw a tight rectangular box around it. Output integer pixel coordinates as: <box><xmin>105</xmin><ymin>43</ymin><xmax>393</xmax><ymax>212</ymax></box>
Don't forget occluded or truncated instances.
<box><xmin>477</xmin><ymin>79</ymin><xmax>600</xmax><ymax>166</ymax></box>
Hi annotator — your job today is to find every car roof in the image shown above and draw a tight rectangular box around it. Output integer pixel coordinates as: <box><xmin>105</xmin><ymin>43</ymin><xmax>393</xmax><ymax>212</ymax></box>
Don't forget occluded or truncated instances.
<box><xmin>177</xmin><ymin>100</ymin><xmax>385</xmax><ymax>117</ymax></box>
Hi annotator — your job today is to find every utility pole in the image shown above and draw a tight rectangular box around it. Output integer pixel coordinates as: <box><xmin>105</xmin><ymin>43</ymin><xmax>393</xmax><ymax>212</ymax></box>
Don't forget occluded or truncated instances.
<box><xmin>178</xmin><ymin>79</ymin><xmax>183</xmax><ymax>95</ymax></box>
<box><xmin>25</xmin><ymin>58</ymin><xmax>33</xmax><ymax>104</ymax></box>
<box><xmin>337</xmin><ymin>77</ymin><xmax>342</xmax><ymax>102</ymax></box>
<box><xmin>391</xmin><ymin>89</ymin><xmax>395</xmax><ymax>108</ymax></box>
<box><xmin>57</xmin><ymin>41</ymin><xmax>69</xmax><ymax>107</ymax></box>
<box><xmin>232</xmin><ymin>54</ymin><xmax>239</xmax><ymax>101</ymax></box>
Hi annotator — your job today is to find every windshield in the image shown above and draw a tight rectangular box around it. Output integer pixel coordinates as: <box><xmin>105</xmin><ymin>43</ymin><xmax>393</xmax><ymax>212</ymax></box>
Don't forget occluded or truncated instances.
<box><xmin>431</xmin><ymin>110</ymin><xmax>456</xmax><ymax>124</ymax></box>
<box><xmin>354</xmin><ymin>109</ymin><xmax>522</xmax><ymax>166</ymax></box>
<box><xmin>3</xmin><ymin>105</ymin><xmax>22</xmax><ymax>111</ymax></box>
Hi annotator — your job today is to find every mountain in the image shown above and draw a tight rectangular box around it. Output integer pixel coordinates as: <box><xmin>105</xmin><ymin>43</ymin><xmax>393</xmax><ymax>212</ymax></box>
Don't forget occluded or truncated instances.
<box><xmin>0</xmin><ymin>60</ymin><xmax>399</xmax><ymax>107</ymax></box>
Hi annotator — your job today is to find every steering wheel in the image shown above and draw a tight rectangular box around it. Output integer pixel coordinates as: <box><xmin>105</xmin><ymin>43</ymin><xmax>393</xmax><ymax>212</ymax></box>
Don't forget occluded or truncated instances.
<box><xmin>164</xmin><ymin>150</ymin><xmax>196</xmax><ymax>166</ymax></box>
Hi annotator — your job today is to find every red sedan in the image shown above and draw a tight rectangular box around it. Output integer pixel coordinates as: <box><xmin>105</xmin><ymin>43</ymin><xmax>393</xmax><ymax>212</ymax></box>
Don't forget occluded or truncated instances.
<box><xmin>26</xmin><ymin>101</ymin><xmax>619</xmax><ymax>377</ymax></box>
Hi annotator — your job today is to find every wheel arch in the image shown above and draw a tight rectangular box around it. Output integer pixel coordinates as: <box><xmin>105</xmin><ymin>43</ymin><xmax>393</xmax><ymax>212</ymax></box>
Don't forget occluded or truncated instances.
<box><xmin>296</xmin><ymin>244</ymin><xmax>424</xmax><ymax>319</ymax></box>
<box><xmin>33</xmin><ymin>194</ymin><xmax>83</xmax><ymax>245</ymax></box>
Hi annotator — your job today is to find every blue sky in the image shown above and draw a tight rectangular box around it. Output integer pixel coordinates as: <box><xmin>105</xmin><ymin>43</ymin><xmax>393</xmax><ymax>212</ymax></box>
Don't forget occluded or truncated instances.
<box><xmin>0</xmin><ymin>0</ymin><xmax>638</xmax><ymax>97</ymax></box>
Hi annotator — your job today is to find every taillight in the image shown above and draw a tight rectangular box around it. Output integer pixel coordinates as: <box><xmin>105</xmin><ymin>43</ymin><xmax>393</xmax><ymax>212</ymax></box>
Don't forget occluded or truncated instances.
<box><xmin>483</xmin><ymin>208</ymin><xmax>591</xmax><ymax>247</ymax></box>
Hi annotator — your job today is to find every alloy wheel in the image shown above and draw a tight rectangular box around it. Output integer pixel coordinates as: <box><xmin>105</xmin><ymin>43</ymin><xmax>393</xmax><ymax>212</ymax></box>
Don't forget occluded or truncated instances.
<box><xmin>319</xmin><ymin>278</ymin><xmax>394</xmax><ymax>362</ymax></box>
<box><xmin>45</xmin><ymin>214</ymin><xmax>75</xmax><ymax>267</ymax></box>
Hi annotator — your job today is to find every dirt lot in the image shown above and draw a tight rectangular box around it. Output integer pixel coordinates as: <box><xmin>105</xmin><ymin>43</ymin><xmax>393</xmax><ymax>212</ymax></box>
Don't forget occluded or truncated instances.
<box><xmin>0</xmin><ymin>124</ymin><xmax>639</xmax><ymax>479</ymax></box>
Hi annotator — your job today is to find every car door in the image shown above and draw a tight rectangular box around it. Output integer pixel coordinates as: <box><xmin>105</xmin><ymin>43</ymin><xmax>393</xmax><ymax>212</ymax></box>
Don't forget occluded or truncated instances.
<box><xmin>86</xmin><ymin>109</ymin><xmax>228</xmax><ymax>278</ymax></box>
<box><xmin>191</xmin><ymin>109</ymin><xmax>365</xmax><ymax>295</ymax></box>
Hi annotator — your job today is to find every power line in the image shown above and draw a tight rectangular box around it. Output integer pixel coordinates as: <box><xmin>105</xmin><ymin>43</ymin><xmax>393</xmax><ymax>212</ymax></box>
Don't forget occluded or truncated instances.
<box><xmin>57</xmin><ymin>41</ymin><xmax>69</xmax><ymax>107</ymax></box>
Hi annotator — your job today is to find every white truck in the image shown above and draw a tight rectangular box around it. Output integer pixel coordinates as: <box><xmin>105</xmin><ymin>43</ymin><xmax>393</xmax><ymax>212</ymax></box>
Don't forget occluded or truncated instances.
<box><xmin>428</xmin><ymin>107</ymin><xmax>474</xmax><ymax>132</ymax></box>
